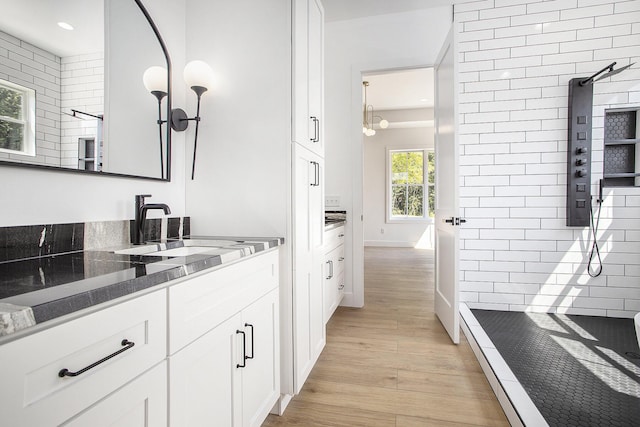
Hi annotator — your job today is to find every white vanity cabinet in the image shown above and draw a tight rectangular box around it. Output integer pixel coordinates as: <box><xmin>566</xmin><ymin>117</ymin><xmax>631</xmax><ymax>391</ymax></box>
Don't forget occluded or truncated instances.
<box><xmin>0</xmin><ymin>289</ymin><xmax>167</xmax><ymax>426</ymax></box>
<box><xmin>324</xmin><ymin>225</ymin><xmax>345</xmax><ymax>323</ymax></box>
<box><xmin>168</xmin><ymin>250</ymin><xmax>280</xmax><ymax>427</ymax></box>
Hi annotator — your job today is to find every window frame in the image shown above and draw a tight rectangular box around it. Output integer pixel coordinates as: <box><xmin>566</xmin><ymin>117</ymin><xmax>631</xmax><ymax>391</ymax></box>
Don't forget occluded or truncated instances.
<box><xmin>386</xmin><ymin>148</ymin><xmax>434</xmax><ymax>223</ymax></box>
<box><xmin>0</xmin><ymin>79</ymin><xmax>36</xmax><ymax>157</ymax></box>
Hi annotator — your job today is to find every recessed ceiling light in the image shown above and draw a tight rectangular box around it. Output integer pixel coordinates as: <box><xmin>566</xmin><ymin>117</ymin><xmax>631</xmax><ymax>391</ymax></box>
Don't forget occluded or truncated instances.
<box><xmin>57</xmin><ymin>22</ymin><xmax>74</xmax><ymax>31</ymax></box>
<box><xmin>420</xmin><ymin>98</ymin><xmax>429</xmax><ymax>102</ymax></box>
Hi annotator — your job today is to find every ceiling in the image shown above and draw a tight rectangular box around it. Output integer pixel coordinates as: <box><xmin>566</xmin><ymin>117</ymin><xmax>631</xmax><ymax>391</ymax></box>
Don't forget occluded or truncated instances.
<box><xmin>0</xmin><ymin>0</ymin><xmax>103</xmax><ymax>57</ymax></box>
<box><xmin>364</xmin><ymin>68</ymin><xmax>434</xmax><ymax>110</ymax></box>
<box><xmin>323</xmin><ymin>0</ymin><xmax>456</xmax><ymax>22</ymax></box>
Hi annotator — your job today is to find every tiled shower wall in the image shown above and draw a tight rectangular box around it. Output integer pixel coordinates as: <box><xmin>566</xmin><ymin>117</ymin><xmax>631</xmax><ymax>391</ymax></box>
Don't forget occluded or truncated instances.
<box><xmin>60</xmin><ymin>53</ymin><xmax>104</xmax><ymax>169</ymax></box>
<box><xmin>0</xmin><ymin>30</ymin><xmax>61</xmax><ymax>166</ymax></box>
<box><xmin>455</xmin><ymin>0</ymin><xmax>640</xmax><ymax>318</ymax></box>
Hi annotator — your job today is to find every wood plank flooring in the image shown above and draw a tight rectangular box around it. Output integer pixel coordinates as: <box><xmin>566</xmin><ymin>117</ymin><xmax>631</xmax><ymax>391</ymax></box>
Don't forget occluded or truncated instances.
<box><xmin>263</xmin><ymin>247</ymin><xmax>509</xmax><ymax>427</ymax></box>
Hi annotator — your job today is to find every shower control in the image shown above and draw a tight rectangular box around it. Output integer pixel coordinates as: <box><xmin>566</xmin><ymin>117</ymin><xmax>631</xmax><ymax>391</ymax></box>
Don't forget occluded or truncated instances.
<box><xmin>566</xmin><ymin>78</ymin><xmax>593</xmax><ymax>226</ymax></box>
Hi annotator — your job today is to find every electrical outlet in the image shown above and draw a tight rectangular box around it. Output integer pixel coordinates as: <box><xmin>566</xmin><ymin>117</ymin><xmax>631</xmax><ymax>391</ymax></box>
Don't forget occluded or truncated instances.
<box><xmin>380</xmin><ymin>228</ymin><xmax>385</xmax><ymax>234</ymax></box>
<box><xmin>325</xmin><ymin>195</ymin><xmax>340</xmax><ymax>207</ymax></box>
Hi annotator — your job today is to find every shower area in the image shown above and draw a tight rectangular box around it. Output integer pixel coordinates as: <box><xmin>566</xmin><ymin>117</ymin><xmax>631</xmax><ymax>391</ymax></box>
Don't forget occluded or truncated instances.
<box><xmin>458</xmin><ymin>62</ymin><xmax>640</xmax><ymax>427</ymax></box>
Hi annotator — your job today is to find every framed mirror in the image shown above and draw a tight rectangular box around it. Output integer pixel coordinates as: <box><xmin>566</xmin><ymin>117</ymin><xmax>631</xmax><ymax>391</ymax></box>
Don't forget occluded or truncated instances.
<box><xmin>0</xmin><ymin>0</ymin><xmax>172</xmax><ymax>180</ymax></box>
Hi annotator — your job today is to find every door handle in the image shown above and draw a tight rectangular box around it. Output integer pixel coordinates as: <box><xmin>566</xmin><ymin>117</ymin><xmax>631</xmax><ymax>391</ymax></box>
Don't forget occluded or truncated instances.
<box><xmin>444</xmin><ymin>217</ymin><xmax>466</xmax><ymax>226</ymax></box>
<box><xmin>309</xmin><ymin>161</ymin><xmax>319</xmax><ymax>187</ymax></box>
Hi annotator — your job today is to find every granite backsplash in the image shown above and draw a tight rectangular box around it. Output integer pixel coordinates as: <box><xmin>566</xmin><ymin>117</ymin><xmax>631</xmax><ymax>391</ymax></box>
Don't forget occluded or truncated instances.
<box><xmin>0</xmin><ymin>217</ymin><xmax>190</xmax><ymax>263</ymax></box>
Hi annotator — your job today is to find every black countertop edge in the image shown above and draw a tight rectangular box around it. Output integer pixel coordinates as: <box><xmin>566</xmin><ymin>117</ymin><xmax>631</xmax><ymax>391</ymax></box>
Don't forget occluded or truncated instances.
<box><xmin>0</xmin><ymin>237</ymin><xmax>283</xmax><ymax>341</ymax></box>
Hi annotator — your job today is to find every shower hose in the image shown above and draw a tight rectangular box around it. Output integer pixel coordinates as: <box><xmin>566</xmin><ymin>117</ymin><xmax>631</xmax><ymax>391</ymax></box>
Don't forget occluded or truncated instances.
<box><xmin>588</xmin><ymin>195</ymin><xmax>603</xmax><ymax>277</ymax></box>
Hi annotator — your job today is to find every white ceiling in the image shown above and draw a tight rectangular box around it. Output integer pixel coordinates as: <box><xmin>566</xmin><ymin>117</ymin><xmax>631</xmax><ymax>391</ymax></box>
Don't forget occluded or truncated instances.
<box><xmin>364</xmin><ymin>68</ymin><xmax>434</xmax><ymax>110</ymax></box>
<box><xmin>323</xmin><ymin>0</ymin><xmax>456</xmax><ymax>22</ymax></box>
<box><xmin>0</xmin><ymin>0</ymin><xmax>103</xmax><ymax>57</ymax></box>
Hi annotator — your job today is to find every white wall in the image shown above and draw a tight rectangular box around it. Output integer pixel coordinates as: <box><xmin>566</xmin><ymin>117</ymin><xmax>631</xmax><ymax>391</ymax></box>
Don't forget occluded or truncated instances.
<box><xmin>363</xmin><ymin>109</ymin><xmax>435</xmax><ymax>248</ymax></box>
<box><xmin>325</xmin><ymin>8</ymin><xmax>452</xmax><ymax>306</ymax></box>
<box><xmin>456</xmin><ymin>0</ymin><xmax>640</xmax><ymax>318</ymax></box>
<box><xmin>184</xmin><ymin>0</ymin><xmax>291</xmax><ymax>238</ymax></box>
<box><xmin>0</xmin><ymin>0</ymin><xmax>186</xmax><ymax>227</ymax></box>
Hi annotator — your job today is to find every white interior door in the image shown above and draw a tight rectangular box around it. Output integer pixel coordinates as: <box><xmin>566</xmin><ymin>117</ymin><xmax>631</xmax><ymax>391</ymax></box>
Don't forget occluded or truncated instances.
<box><xmin>434</xmin><ymin>25</ymin><xmax>460</xmax><ymax>344</ymax></box>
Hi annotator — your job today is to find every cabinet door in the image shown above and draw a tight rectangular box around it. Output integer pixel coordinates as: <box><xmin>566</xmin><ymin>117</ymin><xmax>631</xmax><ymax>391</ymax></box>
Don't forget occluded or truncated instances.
<box><xmin>323</xmin><ymin>249</ymin><xmax>337</xmax><ymax>324</ymax></box>
<box><xmin>307</xmin><ymin>0</ymin><xmax>323</xmax><ymax>154</ymax></box>
<box><xmin>169</xmin><ymin>314</ymin><xmax>242</xmax><ymax>427</ymax></box>
<box><xmin>292</xmin><ymin>0</ymin><xmax>324</xmax><ymax>157</ymax></box>
<box><xmin>240</xmin><ymin>289</ymin><xmax>280</xmax><ymax>427</ymax></box>
<box><xmin>292</xmin><ymin>0</ymin><xmax>309</xmax><ymax>148</ymax></box>
<box><xmin>292</xmin><ymin>144</ymin><xmax>325</xmax><ymax>393</ymax></box>
<box><xmin>63</xmin><ymin>362</ymin><xmax>167</xmax><ymax>427</ymax></box>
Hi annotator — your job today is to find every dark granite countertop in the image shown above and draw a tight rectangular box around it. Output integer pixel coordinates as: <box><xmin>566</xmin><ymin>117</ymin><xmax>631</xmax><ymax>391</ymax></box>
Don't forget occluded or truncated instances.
<box><xmin>325</xmin><ymin>210</ymin><xmax>346</xmax><ymax>230</ymax></box>
<box><xmin>0</xmin><ymin>236</ymin><xmax>283</xmax><ymax>338</ymax></box>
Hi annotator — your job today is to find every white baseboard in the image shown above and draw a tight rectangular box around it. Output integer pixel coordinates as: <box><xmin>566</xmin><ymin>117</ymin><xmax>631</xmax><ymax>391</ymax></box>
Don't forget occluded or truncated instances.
<box><xmin>364</xmin><ymin>240</ymin><xmax>416</xmax><ymax>247</ymax></box>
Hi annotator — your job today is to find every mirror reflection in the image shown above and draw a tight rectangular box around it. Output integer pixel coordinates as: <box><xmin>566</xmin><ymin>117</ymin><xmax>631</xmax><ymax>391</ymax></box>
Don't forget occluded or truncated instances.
<box><xmin>0</xmin><ymin>0</ymin><xmax>170</xmax><ymax>180</ymax></box>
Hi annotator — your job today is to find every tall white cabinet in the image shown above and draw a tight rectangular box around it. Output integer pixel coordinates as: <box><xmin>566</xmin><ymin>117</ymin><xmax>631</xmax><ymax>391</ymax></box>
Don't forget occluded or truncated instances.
<box><xmin>291</xmin><ymin>0</ymin><xmax>325</xmax><ymax>395</ymax></box>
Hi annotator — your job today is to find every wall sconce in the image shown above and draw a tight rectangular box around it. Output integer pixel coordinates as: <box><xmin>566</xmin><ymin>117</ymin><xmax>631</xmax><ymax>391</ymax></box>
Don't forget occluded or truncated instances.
<box><xmin>143</xmin><ymin>60</ymin><xmax>213</xmax><ymax>180</ymax></box>
<box><xmin>362</xmin><ymin>81</ymin><xmax>389</xmax><ymax>137</ymax></box>
<box><xmin>173</xmin><ymin>60</ymin><xmax>214</xmax><ymax>180</ymax></box>
<box><xmin>143</xmin><ymin>66</ymin><xmax>168</xmax><ymax>178</ymax></box>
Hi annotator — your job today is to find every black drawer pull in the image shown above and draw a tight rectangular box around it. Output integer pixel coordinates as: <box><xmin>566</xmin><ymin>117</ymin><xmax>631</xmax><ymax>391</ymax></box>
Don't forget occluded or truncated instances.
<box><xmin>338</xmin><ymin>233</ymin><xmax>344</xmax><ymax>237</ymax></box>
<box><xmin>58</xmin><ymin>339</ymin><xmax>135</xmax><ymax>378</ymax></box>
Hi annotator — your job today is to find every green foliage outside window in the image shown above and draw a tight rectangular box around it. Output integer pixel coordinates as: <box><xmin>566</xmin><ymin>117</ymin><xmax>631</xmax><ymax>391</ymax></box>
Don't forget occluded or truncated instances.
<box><xmin>391</xmin><ymin>150</ymin><xmax>435</xmax><ymax>218</ymax></box>
<box><xmin>0</xmin><ymin>86</ymin><xmax>24</xmax><ymax>152</ymax></box>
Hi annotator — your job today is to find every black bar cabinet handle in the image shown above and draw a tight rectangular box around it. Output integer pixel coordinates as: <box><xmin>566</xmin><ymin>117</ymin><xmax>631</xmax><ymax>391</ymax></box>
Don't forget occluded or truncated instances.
<box><xmin>236</xmin><ymin>330</ymin><xmax>246</xmax><ymax>368</ymax></box>
<box><xmin>245</xmin><ymin>323</ymin><xmax>254</xmax><ymax>360</ymax></box>
<box><xmin>309</xmin><ymin>161</ymin><xmax>317</xmax><ymax>186</ymax></box>
<box><xmin>58</xmin><ymin>339</ymin><xmax>135</xmax><ymax>378</ymax></box>
<box><xmin>315</xmin><ymin>161</ymin><xmax>320</xmax><ymax>187</ymax></box>
<box><xmin>310</xmin><ymin>116</ymin><xmax>319</xmax><ymax>142</ymax></box>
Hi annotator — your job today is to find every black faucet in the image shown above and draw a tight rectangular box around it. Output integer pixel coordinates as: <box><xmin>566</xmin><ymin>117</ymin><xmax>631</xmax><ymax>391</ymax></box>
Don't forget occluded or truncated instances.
<box><xmin>133</xmin><ymin>194</ymin><xmax>171</xmax><ymax>245</ymax></box>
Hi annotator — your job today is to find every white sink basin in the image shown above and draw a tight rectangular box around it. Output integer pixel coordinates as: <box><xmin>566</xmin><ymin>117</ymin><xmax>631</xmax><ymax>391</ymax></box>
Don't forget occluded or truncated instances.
<box><xmin>635</xmin><ymin>313</ymin><xmax>640</xmax><ymax>350</ymax></box>
<box><xmin>114</xmin><ymin>240</ymin><xmax>241</xmax><ymax>256</ymax></box>
<box><xmin>144</xmin><ymin>246</ymin><xmax>223</xmax><ymax>257</ymax></box>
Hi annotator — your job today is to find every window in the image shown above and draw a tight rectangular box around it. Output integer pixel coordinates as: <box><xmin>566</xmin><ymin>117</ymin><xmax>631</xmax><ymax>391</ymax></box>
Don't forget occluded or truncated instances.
<box><xmin>388</xmin><ymin>149</ymin><xmax>434</xmax><ymax>221</ymax></box>
<box><xmin>0</xmin><ymin>79</ymin><xmax>35</xmax><ymax>156</ymax></box>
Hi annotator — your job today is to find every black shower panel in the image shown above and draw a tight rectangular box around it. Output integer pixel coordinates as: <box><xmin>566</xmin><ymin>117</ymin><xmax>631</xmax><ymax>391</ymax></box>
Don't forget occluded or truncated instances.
<box><xmin>566</xmin><ymin>78</ymin><xmax>593</xmax><ymax>227</ymax></box>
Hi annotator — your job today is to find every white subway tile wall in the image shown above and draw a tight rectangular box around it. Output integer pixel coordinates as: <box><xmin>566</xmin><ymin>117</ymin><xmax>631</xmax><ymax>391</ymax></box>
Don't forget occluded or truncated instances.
<box><xmin>0</xmin><ymin>31</ymin><xmax>61</xmax><ymax>166</ymax></box>
<box><xmin>60</xmin><ymin>53</ymin><xmax>104</xmax><ymax>168</ymax></box>
<box><xmin>456</xmin><ymin>0</ymin><xmax>640</xmax><ymax>318</ymax></box>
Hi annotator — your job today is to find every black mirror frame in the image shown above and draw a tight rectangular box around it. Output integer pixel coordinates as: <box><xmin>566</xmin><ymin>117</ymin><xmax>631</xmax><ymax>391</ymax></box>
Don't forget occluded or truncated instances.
<box><xmin>0</xmin><ymin>0</ymin><xmax>173</xmax><ymax>182</ymax></box>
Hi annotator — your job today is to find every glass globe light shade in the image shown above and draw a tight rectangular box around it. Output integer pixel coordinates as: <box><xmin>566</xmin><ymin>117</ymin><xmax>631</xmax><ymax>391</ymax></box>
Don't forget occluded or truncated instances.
<box><xmin>365</xmin><ymin>128</ymin><xmax>376</xmax><ymax>136</ymax></box>
<box><xmin>184</xmin><ymin>60</ymin><xmax>214</xmax><ymax>90</ymax></box>
<box><xmin>379</xmin><ymin>119</ymin><xmax>389</xmax><ymax>129</ymax></box>
<box><xmin>142</xmin><ymin>66</ymin><xmax>168</xmax><ymax>93</ymax></box>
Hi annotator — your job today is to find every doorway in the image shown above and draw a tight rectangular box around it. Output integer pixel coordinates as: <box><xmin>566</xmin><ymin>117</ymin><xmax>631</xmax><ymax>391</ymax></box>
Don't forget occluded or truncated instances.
<box><xmin>361</xmin><ymin>68</ymin><xmax>436</xmax><ymax>250</ymax></box>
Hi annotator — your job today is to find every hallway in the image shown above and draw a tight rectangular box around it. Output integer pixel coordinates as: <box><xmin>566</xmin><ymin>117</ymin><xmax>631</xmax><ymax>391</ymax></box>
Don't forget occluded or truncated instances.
<box><xmin>264</xmin><ymin>247</ymin><xmax>509</xmax><ymax>426</ymax></box>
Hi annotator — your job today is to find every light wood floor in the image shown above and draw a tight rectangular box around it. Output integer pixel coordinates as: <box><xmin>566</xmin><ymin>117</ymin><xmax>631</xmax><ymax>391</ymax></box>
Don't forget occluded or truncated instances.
<box><xmin>263</xmin><ymin>247</ymin><xmax>509</xmax><ymax>427</ymax></box>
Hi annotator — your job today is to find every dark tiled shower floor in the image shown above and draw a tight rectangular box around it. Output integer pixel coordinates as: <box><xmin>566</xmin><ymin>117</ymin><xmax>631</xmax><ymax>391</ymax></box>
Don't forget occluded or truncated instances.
<box><xmin>472</xmin><ymin>310</ymin><xmax>640</xmax><ymax>427</ymax></box>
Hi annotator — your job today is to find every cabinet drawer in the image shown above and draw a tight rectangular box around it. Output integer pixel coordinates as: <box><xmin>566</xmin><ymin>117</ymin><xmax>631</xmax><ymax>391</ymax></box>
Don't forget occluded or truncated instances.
<box><xmin>169</xmin><ymin>250</ymin><xmax>279</xmax><ymax>354</ymax></box>
<box><xmin>324</xmin><ymin>225</ymin><xmax>345</xmax><ymax>252</ymax></box>
<box><xmin>0</xmin><ymin>290</ymin><xmax>167</xmax><ymax>426</ymax></box>
<box><xmin>64</xmin><ymin>361</ymin><xmax>167</xmax><ymax>427</ymax></box>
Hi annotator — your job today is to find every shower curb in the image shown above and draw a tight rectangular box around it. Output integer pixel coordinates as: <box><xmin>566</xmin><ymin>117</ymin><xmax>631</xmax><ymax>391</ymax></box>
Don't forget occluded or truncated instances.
<box><xmin>459</xmin><ymin>303</ymin><xmax>548</xmax><ymax>427</ymax></box>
